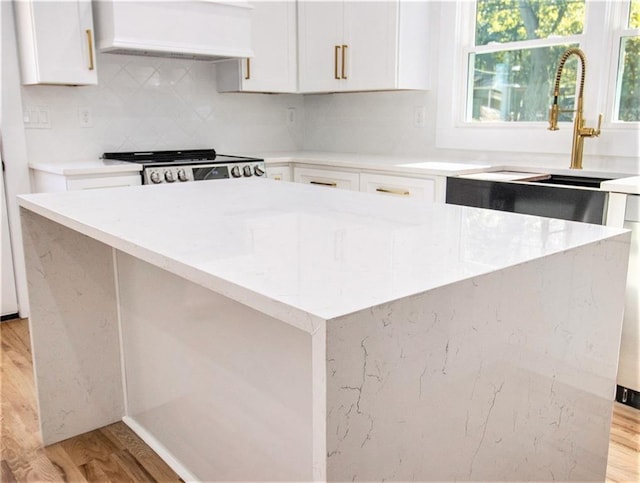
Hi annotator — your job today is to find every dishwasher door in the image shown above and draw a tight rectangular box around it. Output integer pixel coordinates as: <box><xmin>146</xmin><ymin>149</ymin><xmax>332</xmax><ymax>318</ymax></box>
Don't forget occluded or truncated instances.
<box><xmin>445</xmin><ymin>176</ymin><xmax>608</xmax><ymax>225</ymax></box>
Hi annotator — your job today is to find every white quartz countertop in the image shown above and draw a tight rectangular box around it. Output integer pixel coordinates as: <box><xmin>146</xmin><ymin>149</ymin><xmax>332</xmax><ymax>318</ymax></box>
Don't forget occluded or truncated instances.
<box><xmin>29</xmin><ymin>151</ymin><xmax>640</xmax><ymax>188</ymax></box>
<box><xmin>18</xmin><ymin>179</ymin><xmax>628</xmax><ymax>333</ymax></box>
<box><xmin>601</xmin><ymin>176</ymin><xmax>640</xmax><ymax>195</ymax></box>
<box><xmin>257</xmin><ymin>151</ymin><xmax>493</xmax><ymax>176</ymax></box>
<box><xmin>29</xmin><ymin>159</ymin><xmax>142</xmax><ymax>175</ymax></box>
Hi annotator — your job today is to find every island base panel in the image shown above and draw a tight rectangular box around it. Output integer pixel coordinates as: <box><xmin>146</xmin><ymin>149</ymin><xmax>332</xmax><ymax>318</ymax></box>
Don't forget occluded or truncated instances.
<box><xmin>325</xmin><ymin>235</ymin><xmax>629</xmax><ymax>481</ymax></box>
<box><xmin>116</xmin><ymin>252</ymin><xmax>316</xmax><ymax>481</ymax></box>
<box><xmin>20</xmin><ymin>210</ymin><xmax>124</xmax><ymax>445</ymax></box>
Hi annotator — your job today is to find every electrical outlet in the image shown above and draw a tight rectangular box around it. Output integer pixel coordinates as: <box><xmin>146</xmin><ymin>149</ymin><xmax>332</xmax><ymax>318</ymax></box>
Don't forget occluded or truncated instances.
<box><xmin>414</xmin><ymin>106</ymin><xmax>426</xmax><ymax>128</ymax></box>
<box><xmin>78</xmin><ymin>107</ymin><xmax>93</xmax><ymax>127</ymax></box>
<box><xmin>287</xmin><ymin>107</ymin><xmax>296</xmax><ymax>125</ymax></box>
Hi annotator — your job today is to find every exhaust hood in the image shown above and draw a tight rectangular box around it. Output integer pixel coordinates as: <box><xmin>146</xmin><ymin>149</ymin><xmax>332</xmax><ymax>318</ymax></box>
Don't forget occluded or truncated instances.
<box><xmin>92</xmin><ymin>0</ymin><xmax>254</xmax><ymax>61</ymax></box>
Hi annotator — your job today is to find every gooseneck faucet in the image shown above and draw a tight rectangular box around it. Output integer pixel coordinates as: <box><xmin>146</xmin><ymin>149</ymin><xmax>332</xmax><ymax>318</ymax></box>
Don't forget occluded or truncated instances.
<box><xmin>548</xmin><ymin>47</ymin><xmax>602</xmax><ymax>170</ymax></box>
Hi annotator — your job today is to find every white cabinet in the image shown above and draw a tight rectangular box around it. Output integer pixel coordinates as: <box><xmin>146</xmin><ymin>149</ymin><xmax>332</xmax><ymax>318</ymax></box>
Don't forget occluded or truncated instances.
<box><xmin>293</xmin><ymin>166</ymin><xmax>359</xmax><ymax>191</ymax></box>
<box><xmin>216</xmin><ymin>2</ymin><xmax>297</xmax><ymax>93</ymax></box>
<box><xmin>266</xmin><ymin>164</ymin><xmax>292</xmax><ymax>182</ymax></box>
<box><xmin>360</xmin><ymin>172</ymin><xmax>444</xmax><ymax>202</ymax></box>
<box><xmin>14</xmin><ymin>0</ymin><xmax>97</xmax><ymax>85</ymax></box>
<box><xmin>31</xmin><ymin>170</ymin><xmax>141</xmax><ymax>193</ymax></box>
<box><xmin>298</xmin><ymin>0</ymin><xmax>430</xmax><ymax>93</ymax></box>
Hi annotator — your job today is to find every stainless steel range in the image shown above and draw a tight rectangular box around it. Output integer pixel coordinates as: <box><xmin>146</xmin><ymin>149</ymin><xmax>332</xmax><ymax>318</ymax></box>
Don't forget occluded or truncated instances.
<box><xmin>102</xmin><ymin>149</ymin><xmax>265</xmax><ymax>185</ymax></box>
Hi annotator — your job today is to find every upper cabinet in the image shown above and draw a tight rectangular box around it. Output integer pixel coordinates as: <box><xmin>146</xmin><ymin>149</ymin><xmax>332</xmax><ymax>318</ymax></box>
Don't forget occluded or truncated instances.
<box><xmin>298</xmin><ymin>0</ymin><xmax>431</xmax><ymax>93</ymax></box>
<box><xmin>14</xmin><ymin>0</ymin><xmax>97</xmax><ymax>85</ymax></box>
<box><xmin>216</xmin><ymin>2</ymin><xmax>297</xmax><ymax>93</ymax></box>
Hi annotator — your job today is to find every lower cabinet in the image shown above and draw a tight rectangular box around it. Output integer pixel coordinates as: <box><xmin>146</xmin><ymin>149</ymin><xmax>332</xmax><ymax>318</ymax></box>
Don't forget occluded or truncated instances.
<box><xmin>359</xmin><ymin>172</ymin><xmax>444</xmax><ymax>202</ymax></box>
<box><xmin>31</xmin><ymin>170</ymin><xmax>141</xmax><ymax>193</ymax></box>
<box><xmin>293</xmin><ymin>166</ymin><xmax>359</xmax><ymax>191</ymax></box>
<box><xmin>291</xmin><ymin>165</ymin><xmax>446</xmax><ymax>200</ymax></box>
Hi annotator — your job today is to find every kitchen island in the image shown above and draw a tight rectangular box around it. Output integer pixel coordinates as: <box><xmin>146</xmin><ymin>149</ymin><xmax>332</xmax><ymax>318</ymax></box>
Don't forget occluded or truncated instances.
<box><xmin>18</xmin><ymin>178</ymin><xmax>630</xmax><ymax>481</ymax></box>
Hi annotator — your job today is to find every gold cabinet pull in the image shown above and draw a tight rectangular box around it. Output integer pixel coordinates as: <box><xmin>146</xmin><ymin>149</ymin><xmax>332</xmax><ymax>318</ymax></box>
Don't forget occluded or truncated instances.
<box><xmin>245</xmin><ymin>58</ymin><xmax>251</xmax><ymax>80</ymax></box>
<box><xmin>334</xmin><ymin>45</ymin><xmax>341</xmax><ymax>80</ymax></box>
<box><xmin>376</xmin><ymin>187</ymin><xmax>410</xmax><ymax>196</ymax></box>
<box><xmin>341</xmin><ymin>45</ymin><xmax>347</xmax><ymax>79</ymax></box>
<box><xmin>86</xmin><ymin>29</ymin><xmax>94</xmax><ymax>71</ymax></box>
<box><xmin>310</xmin><ymin>180</ymin><xmax>337</xmax><ymax>187</ymax></box>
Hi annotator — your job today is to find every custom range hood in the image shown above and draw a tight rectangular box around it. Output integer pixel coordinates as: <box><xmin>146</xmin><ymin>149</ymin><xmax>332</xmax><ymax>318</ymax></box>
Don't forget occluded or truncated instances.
<box><xmin>92</xmin><ymin>0</ymin><xmax>253</xmax><ymax>60</ymax></box>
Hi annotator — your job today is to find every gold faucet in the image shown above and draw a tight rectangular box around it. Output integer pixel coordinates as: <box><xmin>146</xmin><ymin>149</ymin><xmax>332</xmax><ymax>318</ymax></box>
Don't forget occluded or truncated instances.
<box><xmin>548</xmin><ymin>47</ymin><xmax>602</xmax><ymax>170</ymax></box>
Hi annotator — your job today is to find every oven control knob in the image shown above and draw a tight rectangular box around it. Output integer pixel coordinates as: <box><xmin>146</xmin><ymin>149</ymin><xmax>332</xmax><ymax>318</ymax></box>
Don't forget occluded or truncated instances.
<box><xmin>243</xmin><ymin>165</ymin><xmax>253</xmax><ymax>177</ymax></box>
<box><xmin>231</xmin><ymin>166</ymin><xmax>242</xmax><ymax>178</ymax></box>
<box><xmin>149</xmin><ymin>171</ymin><xmax>161</xmax><ymax>184</ymax></box>
<box><xmin>177</xmin><ymin>169</ymin><xmax>188</xmax><ymax>182</ymax></box>
<box><xmin>164</xmin><ymin>170</ymin><xmax>176</xmax><ymax>183</ymax></box>
<box><xmin>254</xmin><ymin>165</ymin><xmax>265</xmax><ymax>177</ymax></box>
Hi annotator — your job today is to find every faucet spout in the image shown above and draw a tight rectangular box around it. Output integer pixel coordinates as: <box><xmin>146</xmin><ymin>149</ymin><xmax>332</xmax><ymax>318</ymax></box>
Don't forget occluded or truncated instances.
<box><xmin>547</xmin><ymin>48</ymin><xmax>602</xmax><ymax>170</ymax></box>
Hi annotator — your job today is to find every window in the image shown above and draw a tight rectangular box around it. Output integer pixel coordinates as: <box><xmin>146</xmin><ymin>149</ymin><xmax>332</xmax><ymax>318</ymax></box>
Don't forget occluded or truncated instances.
<box><xmin>469</xmin><ymin>0</ymin><xmax>585</xmax><ymax>123</ymax></box>
<box><xmin>435</xmin><ymin>0</ymin><xmax>639</xmax><ymax>159</ymax></box>
<box><xmin>615</xmin><ymin>0</ymin><xmax>640</xmax><ymax>122</ymax></box>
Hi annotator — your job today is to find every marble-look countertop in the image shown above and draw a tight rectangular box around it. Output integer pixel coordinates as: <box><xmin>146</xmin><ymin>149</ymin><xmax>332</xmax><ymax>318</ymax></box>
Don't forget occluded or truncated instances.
<box><xmin>601</xmin><ymin>175</ymin><xmax>640</xmax><ymax>195</ymax></box>
<box><xmin>29</xmin><ymin>159</ymin><xmax>143</xmax><ymax>176</ymax></box>
<box><xmin>29</xmin><ymin>151</ymin><xmax>640</xmax><ymax>189</ymax></box>
<box><xmin>257</xmin><ymin>151</ymin><xmax>493</xmax><ymax>176</ymax></box>
<box><xmin>18</xmin><ymin>179</ymin><xmax>627</xmax><ymax>333</ymax></box>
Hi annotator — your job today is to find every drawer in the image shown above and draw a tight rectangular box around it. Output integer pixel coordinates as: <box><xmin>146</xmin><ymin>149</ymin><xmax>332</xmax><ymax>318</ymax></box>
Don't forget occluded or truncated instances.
<box><xmin>293</xmin><ymin>167</ymin><xmax>359</xmax><ymax>191</ymax></box>
<box><xmin>360</xmin><ymin>173</ymin><xmax>437</xmax><ymax>201</ymax></box>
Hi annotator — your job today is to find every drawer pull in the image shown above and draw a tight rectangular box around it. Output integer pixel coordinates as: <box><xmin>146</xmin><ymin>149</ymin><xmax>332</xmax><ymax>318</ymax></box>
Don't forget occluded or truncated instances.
<box><xmin>334</xmin><ymin>45</ymin><xmax>341</xmax><ymax>80</ymax></box>
<box><xmin>376</xmin><ymin>187</ymin><xmax>410</xmax><ymax>196</ymax></box>
<box><xmin>310</xmin><ymin>180</ymin><xmax>337</xmax><ymax>187</ymax></box>
<box><xmin>245</xmin><ymin>58</ymin><xmax>251</xmax><ymax>80</ymax></box>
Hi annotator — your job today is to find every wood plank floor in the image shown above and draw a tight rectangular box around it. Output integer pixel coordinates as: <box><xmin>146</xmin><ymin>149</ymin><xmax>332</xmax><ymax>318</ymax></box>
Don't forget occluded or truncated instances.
<box><xmin>2</xmin><ymin>317</ymin><xmax>639</xmax><ymax>482</ymax></box>
<box><xmin>1</xmin><ymin>318</ymin><xmax>181</xmax><ymax>482</ymax></box>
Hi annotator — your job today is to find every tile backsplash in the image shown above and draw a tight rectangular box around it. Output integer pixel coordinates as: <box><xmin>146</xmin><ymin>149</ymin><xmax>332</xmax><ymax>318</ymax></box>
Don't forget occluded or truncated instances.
<box><xmin>20</xmin><ymin>53</ymin><xmax>304</xmax><ymax>162</ymax></box>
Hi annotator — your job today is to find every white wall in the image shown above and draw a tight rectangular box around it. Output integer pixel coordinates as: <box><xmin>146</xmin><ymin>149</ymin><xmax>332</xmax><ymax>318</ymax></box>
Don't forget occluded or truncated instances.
<box><xmin>20</xmin><ymin>53</ymin><xmax>304</xmax><ymax>163</ymax></box>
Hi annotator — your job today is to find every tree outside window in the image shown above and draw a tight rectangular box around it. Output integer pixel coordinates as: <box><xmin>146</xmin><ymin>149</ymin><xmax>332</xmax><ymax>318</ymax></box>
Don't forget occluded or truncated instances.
<box><xmin>616</xmin><ymin>0</ymin><xmax>639</xmax><ymax>122</ymax></box>
<box><xmin>468</xmin><ymin>0</ymin><xmax>639</xmax><ymax>125</ymax></box>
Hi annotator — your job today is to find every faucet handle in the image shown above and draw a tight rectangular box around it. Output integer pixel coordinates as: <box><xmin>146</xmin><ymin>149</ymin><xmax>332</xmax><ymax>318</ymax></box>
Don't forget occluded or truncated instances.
<box><xmin>580</xmin><ymin>113</ymin><xmax>603</xmax><ymax>137</ymax></box>
<box><xmin>594</xmin><ymin>113</ymin><xmax>603</xmax><ymax>136</ymax></box>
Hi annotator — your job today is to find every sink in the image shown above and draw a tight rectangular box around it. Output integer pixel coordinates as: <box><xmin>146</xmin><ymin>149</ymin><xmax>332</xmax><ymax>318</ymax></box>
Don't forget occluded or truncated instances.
<box><xmin>528</xmin><ymin>174</ymin><xmax>614</xmax><ymax>189</ymax></box>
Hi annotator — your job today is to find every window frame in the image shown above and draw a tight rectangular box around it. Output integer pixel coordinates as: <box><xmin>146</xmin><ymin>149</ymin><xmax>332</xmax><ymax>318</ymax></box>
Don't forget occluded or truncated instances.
<box><xmin>435</xmin><ymin>0</ymin><xmax>639</xmax><ymax>159</ymax></box>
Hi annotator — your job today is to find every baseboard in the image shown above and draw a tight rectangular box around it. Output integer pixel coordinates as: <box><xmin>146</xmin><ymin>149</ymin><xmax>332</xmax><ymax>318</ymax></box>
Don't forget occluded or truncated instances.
<box><xmin>122</xmin><ymin>416</ymin><xmax>199</xmax><ymax>482</ymax></box>
<box><xmin>615</xmin><ymin>385</ymin><xmax>640</xmax><ymax>410</ymax></box>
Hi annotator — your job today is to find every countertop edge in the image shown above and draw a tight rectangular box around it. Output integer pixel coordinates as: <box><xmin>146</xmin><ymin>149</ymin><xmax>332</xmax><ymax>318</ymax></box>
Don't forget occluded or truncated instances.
<box><xmin>17</xmin><ymin>193</ymin><xmax>325</xmax><ymax>335</ymax></box>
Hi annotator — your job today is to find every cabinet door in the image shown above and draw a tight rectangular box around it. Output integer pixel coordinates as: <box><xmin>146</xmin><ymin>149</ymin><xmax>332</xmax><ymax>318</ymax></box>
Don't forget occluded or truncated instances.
<box><xmin>298</xmin><ymin>1</ymin><xmax>344</xmax><ymax>92</ymax></box>
<box><xmin>342</xmin><ymin>1</ymin><xmax>398</xmax><ymax>91</ymax></box>
<box><xmin>294</xmin><ymin>167</ymin><xmax>359</xmax><ymax>191</ymax></box>
<box><xmin>360</xmin><ymin>173</ymin><xmax>437</xmax><ymax>201</ymax></box>
<box><xmin>242</xmin><ymin>2</ymin><xmax>297</xmax><ymax>92</ymax></box>
<box><xmin>15</xmin><ymin>0</ymin><xmax>97</xmax><ymax>85</ymax></box>
<box><xmin>218</xmin><ymin>2</ymin><xmax>297</xmax><ymax>93</ymax></box>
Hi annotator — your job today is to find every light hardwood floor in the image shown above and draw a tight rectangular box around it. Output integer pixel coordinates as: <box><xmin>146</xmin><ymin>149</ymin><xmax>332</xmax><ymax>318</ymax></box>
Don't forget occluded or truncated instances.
<box><xmin>2</xmin><ymin>317</ymin><xmax>639</xmax><ymax>482</ymax></box>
